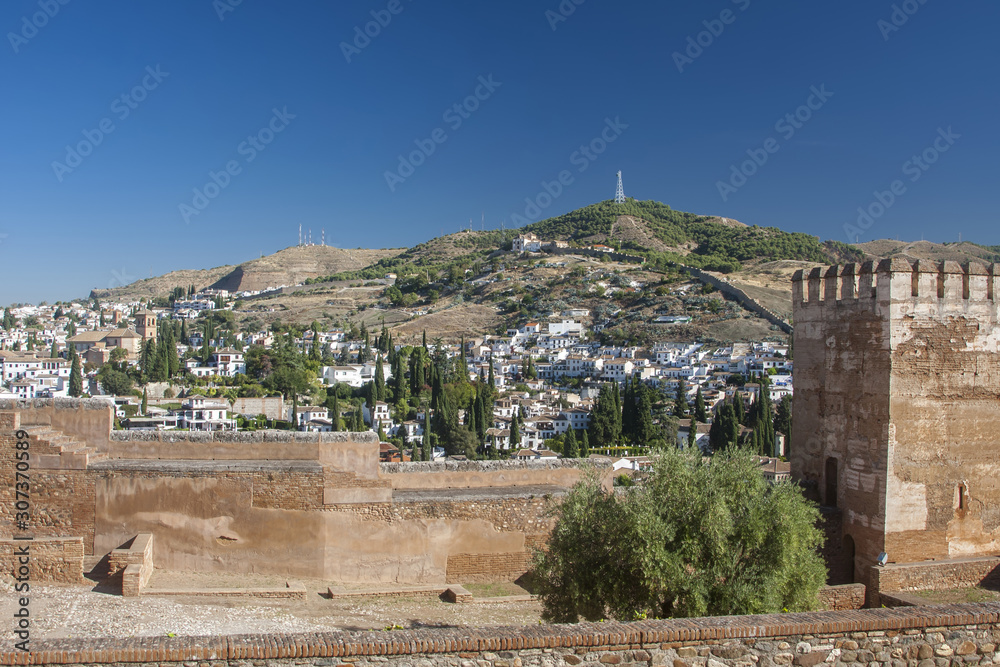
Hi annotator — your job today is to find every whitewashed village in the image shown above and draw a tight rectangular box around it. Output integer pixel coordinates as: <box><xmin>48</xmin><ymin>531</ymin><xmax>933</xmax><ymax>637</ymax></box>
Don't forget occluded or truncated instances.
<box><xmin>0</xmin><ymin>234</ymin><xmax>792</xmax><ymax>480</ymax></box>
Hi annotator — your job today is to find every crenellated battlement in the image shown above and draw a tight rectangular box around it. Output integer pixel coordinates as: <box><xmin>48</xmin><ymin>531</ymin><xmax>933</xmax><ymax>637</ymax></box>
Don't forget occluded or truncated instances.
<box><xmin>792</xmin><ymin>258</ymin><xmax>1000</xmax><ymax>315</ymax></box>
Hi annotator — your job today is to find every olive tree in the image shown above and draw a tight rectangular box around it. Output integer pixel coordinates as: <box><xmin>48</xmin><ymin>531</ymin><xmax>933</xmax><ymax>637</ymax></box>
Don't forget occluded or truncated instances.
<box><xmin>532</xmin><ymin>446</ymin><xmax>826</xmax><ymax>622</ymax></box>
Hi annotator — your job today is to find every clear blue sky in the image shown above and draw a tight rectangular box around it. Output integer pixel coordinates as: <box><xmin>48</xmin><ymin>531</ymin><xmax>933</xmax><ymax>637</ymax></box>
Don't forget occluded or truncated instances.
<box><xmin>1</xmin><ymin>0</ymin><xmax>997</xmax><ymax>304</ymax></box>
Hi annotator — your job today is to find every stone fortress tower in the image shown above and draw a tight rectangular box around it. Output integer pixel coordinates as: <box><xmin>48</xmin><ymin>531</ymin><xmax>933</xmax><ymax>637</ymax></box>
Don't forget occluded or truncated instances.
<box><xmin>792</xmin><ymin>259</ymin><xmax>1000</xmax><ymax>592</ymax></box>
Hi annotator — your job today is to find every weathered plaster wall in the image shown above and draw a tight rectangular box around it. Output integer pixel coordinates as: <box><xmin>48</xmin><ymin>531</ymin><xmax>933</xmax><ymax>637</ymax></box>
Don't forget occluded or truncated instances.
<box><xmin>0</xmin><ymin>400</ymin><xmax>607</xmax><ymax>585</ymax></box>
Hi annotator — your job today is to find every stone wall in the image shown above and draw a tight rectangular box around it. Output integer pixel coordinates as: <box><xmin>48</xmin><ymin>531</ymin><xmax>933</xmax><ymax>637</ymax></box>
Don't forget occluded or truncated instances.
<box><xmin>0</xmin><ymin>536</ymin><xmax>84</xmax><ymax>584</ymax></box>
<box><xmin>8</xmin><ymin>602</ymin><xmax>1000</xmax><ymax>666</ymax></box>
<box><xmin>381</xmin><ymin>459</ymin><xmax>611</xmax><ymax>491</ymax></box>
<box><xmin>0</xmin><ymin>400</ymin><xmax>601</xmax><ymax>585</ymax></box>
<box><xmin>872</xmin><ymin>556</ymin><xmax>1000</xmax><ymax>602</ymax></box>
<box><xmin>681</xmin><ymin>265</ymin><xmax>793</xmax><ymax>333</ymax></box>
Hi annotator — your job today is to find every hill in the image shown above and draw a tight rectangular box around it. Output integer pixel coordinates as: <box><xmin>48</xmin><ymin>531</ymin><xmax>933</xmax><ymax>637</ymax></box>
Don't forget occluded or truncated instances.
<box><xmin>89</xmin><ymin>245</ymin><xmax>402</xmax><ymax>301</ymax></box>
<box><xmin>209</xmin><ymin>245</ymin><xmax>403</xmax><ymax>293</ymax></box>
<box><xmin>89</xmin><ymin>265</ymin><xmax>236</xmax><ymax>301</ymax></box>
<box><xmin>854</xmin><ymin>240</ymin><xmax>1000</xmax><ymax>265</ymax></box>
<box><xmin>87</xmin><ymin>199</ymin><xmax>926</xmax><ymax>344</ymax></box>
<box><xmin>520</xmin><ymin>199</ymin><xmax>833</xmax><ymax>272</ymax></box>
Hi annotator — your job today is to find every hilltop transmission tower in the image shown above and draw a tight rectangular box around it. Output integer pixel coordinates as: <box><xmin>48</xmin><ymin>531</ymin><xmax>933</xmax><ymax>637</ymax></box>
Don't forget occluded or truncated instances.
<box><xmin>299</xmin><ymin>224</ymin><xmax>302</xmax><ymax>246</ymax></box>
<box><xmin>614</xmin><ymin>171</ymin><xmax>626</xmax><ymax>204</ymax></box>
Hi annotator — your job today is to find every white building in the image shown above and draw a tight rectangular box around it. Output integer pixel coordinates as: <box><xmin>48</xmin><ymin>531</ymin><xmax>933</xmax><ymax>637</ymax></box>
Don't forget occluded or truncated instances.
<box><xmin>176</xmin><ymin>396</ymin><xmax>235</xmax><ymax>431</ymax></box>
<box><xmin>512</xmin><ymin>233</ymin><xmax>543</xmax><ymax>253</ymax></box>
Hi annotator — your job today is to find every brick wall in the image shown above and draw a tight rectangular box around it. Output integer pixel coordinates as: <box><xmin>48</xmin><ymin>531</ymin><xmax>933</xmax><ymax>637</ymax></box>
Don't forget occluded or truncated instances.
<box><xmin>446</xmin><ymin>551</ymin><xmax>533</xmax><ymax>583</ymax></box>
<box><xmin>817</xmin><ymin>583</ymin><xmax>866</xmax><ymax>611</ymax></box>
<box><xmin>28</xmin><ymin>469</ymin><xmax>96</xmax><ymax>554</ymax></box>
<box><xmin>7</xmin><ymin>602</ymin><xmax>1000</xmax><ymax>665</ymax></box>
<box><xmin>252</xmin><ymin>470</ymin><xmax>325</xmax><ymax>510</ymax></box>
<box><xmin>108</xmin><ymin>533</ymin><xmax>154</xmax><ymax>596</ymax></box>
<box><xmin>0</xmin><ymin>536</ymin><xmax>84</xmax><ymax>584</ymax></box>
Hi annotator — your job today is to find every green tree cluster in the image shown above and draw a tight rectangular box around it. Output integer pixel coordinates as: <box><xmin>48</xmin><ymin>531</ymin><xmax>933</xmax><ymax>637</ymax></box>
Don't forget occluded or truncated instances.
<box><xmin>532</xmin><ymin>446</ymin><xmax>826</xmax><ymax>622</ymax></box>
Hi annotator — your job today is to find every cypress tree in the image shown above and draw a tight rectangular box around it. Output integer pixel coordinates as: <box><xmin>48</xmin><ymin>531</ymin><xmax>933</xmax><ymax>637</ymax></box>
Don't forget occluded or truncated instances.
<box><xmin>694</xmin><ymin>386</ymin><xmax>708</xmax><ymax>423</ymax></box>
<box><xmin>69</xmin><ymin>351</ymin><xmax>83</xmax><ymax>397</ymax></box>
<box><xmin>476</xmin><ymin>390</ymin><xmax>488</xmax><ymax>443</ymax></box>
<box><xmin>621</xmin><ymin>376</ymin><xmax>636</xmax><ymax>443</ymax></box>
<box><xmin>467</xmin><ymin>396</ymin><xmax>477</xmax><ymax>433</ymax></box>
<box><xmin>510</xmin><ymin>409</ymin><xmax>521</xmax><ymax>447</ymax></box>
<box><xmin>733</xmin><ymin>391</ymin><xmax>746</xmax><ymax>424</ymax></box>
<box><xmin>330</xmin><ymin>393</ymin><xmax>341</xmax><ymax>431</ymax></box>
<box><xmin>635</xmin><ymin>381</ymin><xmax>654</xmax><ymax>445</ymax></box>
<box><xmin>423</xmin><ymin>408</ymin><xmax>432</xmax><ymax>459</ymax></box>
<box><xmin>674</xmin><ymin>377</ymin><xmax>689</xmax><ymax>418</ymax></box>
<box><xmin>165</xmin><ymin>327</ymin><xmax>180</xmax><ymax>377</ymax></box>
<box><xmin>353</xmin><ymin>400</ymin><xmax>364</xmax><ymax>431</ymax></box>
<box><xmin>687</xmin><ymin>421</ymin><xmax>697</xmax><ymax>448</ymax></box>
<box><xmin>405</xmin><ymin>426</ymin><xmax>417</xmax><ymax>461</ymax></box>
<box><xmin>141</xmin><ymin>387</ymin><xmax>148</xmax><ymax>416</ymax></box>
<box><xmin>374</xmin><ymin>354</ymin><xmax>386</xmax><ymax>402</ymax></box>
<box><xmin>564</xmin><ymin>428</ymin><xmax>579</xmax><ymax>458</ymax></box>
<box><xmin>580</xmin><ymin>430</ymin><xmax>589</xmax><ymax>458</ymax></box>
<box><xmin>50</xmin><ymin>340</ymin><xmax>58</xmax><ymax>358</ymax></box>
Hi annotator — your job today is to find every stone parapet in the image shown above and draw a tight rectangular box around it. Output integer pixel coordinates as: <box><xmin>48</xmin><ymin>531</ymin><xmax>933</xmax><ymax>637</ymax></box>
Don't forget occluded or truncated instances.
<box><xmin>6</xmin><ymin>602</ymin><xmax>1000</xmax><ymax>665</ymax></box>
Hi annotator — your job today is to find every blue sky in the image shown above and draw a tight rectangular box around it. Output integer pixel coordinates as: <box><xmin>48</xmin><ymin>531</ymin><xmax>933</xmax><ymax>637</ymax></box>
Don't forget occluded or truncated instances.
<box><xmin>1</xmin><ymin>0</ymin><xmax>997</xmax><ymax>304</ymax></box>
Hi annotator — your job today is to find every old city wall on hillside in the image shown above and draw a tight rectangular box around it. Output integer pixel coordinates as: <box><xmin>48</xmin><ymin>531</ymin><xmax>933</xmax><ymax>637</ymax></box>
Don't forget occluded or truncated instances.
<box><xmin>792</xmin><ymin>259</ymin><xmax>1000</xmax><ymax>598</ymax></box>
<box><xmin>7</xmin><ymin>602</ymin><xmax>1000</xmax><ymax>667</ymax></box>
<box><xmin>680</xmin><ymin>265</ymin><xmax>794</xmax><ymax>334</ymax></box>
<box><xmin>0</xmin><ymin>399</ymin><xmax>609</xmax><ymax>585</ymax></box>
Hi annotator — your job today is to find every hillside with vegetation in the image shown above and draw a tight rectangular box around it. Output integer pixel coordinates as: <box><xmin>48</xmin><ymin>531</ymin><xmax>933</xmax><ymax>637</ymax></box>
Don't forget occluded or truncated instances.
<box><xmin>85</xmin><ymin>199</ymin><xmax>880</xmax><ymax>344</ymax></box>
<box><xmin>520</xmin><ymin>200</ymin><xmax>834</xmax><ymax>272</ymax></box>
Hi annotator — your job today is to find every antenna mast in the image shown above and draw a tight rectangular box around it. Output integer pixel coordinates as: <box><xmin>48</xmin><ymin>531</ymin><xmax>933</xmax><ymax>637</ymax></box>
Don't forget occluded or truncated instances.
<box><xmin>614</xmin><ymin>171</ymin><xmax>626</xmax><ymax>204</ymax></box>
<box><xmin>299</xmin><ymin>224</ymin><xmax>302</xmax><ymax>246</ymax></box>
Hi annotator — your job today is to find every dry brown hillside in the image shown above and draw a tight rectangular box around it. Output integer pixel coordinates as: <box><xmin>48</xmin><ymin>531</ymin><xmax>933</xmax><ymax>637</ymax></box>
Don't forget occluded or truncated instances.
<box><xmin>89</xmin><ymin>265</ymin><xmax>235</xmax><ymax>300</ymax></box>
<box><xmin>855</xmin><ymin>240</ymin><xmax>998</xmax><ymax>265</ymax></box>
<box><xmin>210</xmin><ymin>246</ymin><xmax>403</xmax><ymax>293</ymax></box>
